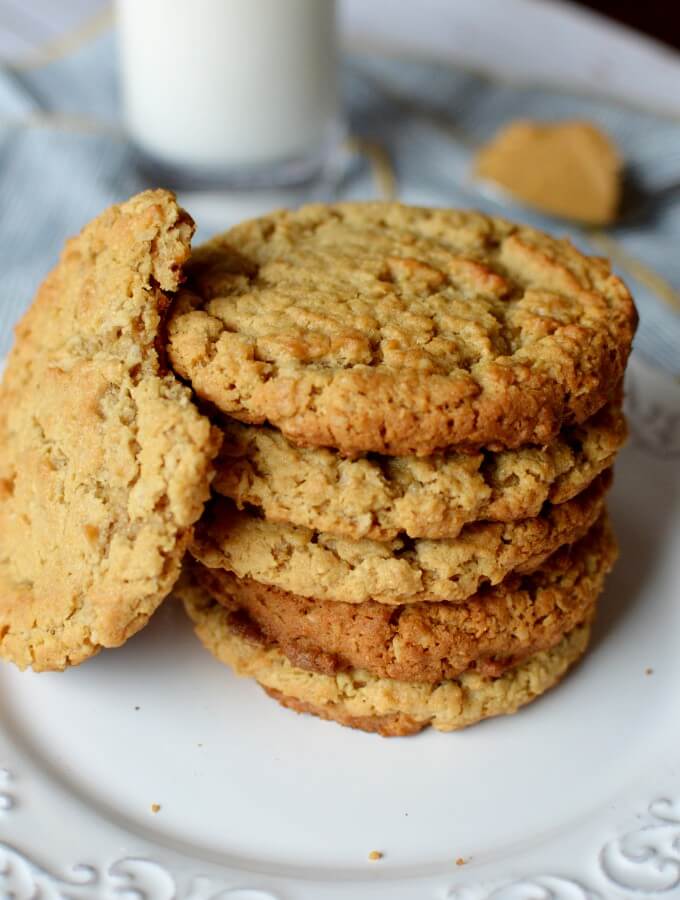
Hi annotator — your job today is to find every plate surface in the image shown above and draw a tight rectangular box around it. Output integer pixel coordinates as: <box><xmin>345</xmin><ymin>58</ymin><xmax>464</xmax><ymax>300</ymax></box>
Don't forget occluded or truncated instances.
<box><xmin>1</xmin><ymin>356</ymin><xmax>679</xmax><ymax>900</ymax></box>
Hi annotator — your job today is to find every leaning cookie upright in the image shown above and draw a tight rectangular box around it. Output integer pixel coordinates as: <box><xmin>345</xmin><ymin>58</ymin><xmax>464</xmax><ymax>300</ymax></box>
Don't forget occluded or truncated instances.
<box><xmin>0</xmin><ymin>190</ymin><xmax>222</xmax><ymax>671</ymax></box>
<box><xmin>172</xmin><ymin>202</ymin><xmax>637</xmax><ymax>736</ymax></box>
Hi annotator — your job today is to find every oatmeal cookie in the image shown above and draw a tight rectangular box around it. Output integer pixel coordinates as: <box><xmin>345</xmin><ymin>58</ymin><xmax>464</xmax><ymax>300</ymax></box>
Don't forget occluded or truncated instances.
<box><xmin>168</xmin><ymin>202</ymin><xmax>636</xmax><ymax>456</ymax></box>
<box><xmin>189</xmin><ymin>513</ymin><xmax>615</xmax><ymax>683</ymax></box>
<box><xmin>0</xmin><ymin>190</ymin><xmax>221</xmax><ymax>671</ymax></box>
<box><xmin>191</xmin><ymin>472</ymin><xmax>609</xmax><ymax>605</ymax></box>
<box><xmin>214</xmin><ymin>402</ymin><xmax>625</xmax><ymax>541</ymax></box>
<box><xmin>182</xmin><ymin>577</ymin><xmax>592</xmax><ymax>736</ymax></box>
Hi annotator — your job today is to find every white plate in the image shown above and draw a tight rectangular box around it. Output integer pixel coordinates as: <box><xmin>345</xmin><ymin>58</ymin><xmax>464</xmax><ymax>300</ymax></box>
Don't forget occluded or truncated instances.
<box><xmin>1</xmin><ymin>354</ymin><xmax>679</xmax><ymax>900</ymax></box>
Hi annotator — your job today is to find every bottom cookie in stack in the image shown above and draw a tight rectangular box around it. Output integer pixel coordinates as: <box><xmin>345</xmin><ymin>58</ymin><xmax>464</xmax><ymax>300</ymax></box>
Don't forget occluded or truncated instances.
<box><xmin>180</xmin><ymin>515</ymin><xmax>616</xmax><ymax>736</ymax></box>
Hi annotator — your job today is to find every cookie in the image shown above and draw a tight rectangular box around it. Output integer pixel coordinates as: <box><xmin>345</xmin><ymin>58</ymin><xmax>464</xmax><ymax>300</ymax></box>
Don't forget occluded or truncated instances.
<box><xmin>191</xmin><ymin>472</ymin><xmax>609</xmax><ymax>605</ymax></box>
<box><xmin>263</xmin><ymin>687</ymin><xmax>426</xmax><ymax>737</ymax></box>
<box><xmin>188</xmin><ymin>512</ymin><xmax>615</xmax><ymax>683</ymax></box>
<box><xmin>167</xmin><ymin>202</ymin><xmax>636</xmax><ymax>457</ymax></box>
<box><xmin>181</xmin><ymin>577</ymin><xmax>592</xmax><ymax>736</ymax></box>
<box><xmin>214</xmin><ymin>401</ymin><xmax>625</xmax><ymax>541</ymax></box>
<box><xmin>0</xmin><ymin>190</ymin><xmax>222</xmax><ymax>671</ymax></box>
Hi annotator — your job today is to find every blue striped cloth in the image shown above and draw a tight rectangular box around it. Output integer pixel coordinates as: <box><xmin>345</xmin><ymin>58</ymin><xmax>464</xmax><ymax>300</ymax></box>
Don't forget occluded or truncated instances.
<box><xmin>1</xmin><ymin>30</ymin><xmax>678</xmax><ymax>374</ymax></box>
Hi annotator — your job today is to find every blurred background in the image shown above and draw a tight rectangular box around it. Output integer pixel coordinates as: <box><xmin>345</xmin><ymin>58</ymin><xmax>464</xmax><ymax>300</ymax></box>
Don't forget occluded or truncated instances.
<box><xmin>0</xmin><ymin>0</ymin><xmax>679</xmax><ymax>372</ymax></box>
<box><xmin>573</xmin><ymin>1</ymin><xmax>680</xmax><ymax>49</ymax></box>
<box><xmin>1</xmin><ymin>1</ymin><xmax>680</xmax><ymax>105</ymax></box>
<box><xmin>2</xmin><ymin>0</ymin><xmax>678</xmax><ymax>54</ymax></box>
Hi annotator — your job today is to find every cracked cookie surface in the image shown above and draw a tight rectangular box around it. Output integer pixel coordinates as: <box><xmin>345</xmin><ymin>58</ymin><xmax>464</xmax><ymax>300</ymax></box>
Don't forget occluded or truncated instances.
<box><xmin>191</xmin><ymin>472</ymin><xmax>609</xmax><ymax>605</ymax></box>
<box><xmin>188</xmin><ymin>513</ymin><xmax>615</xmax><ymax>683</ymax></box>
<box><xmin>181</xmin><ymin>577</ymin><xmax>593</xmax><ymax>736</ymax></box>
<box><xmin>168</xmin><ymin>202</ymin><xmax>636</xmax><ymax>456</ymax></box>
<box><xmin>0</xmin><ymin>190</ymin><xmax>222</xmax><ymax>671</ymax></box>
<box><xmin>214</xmin><ymin>402</ymin><xmax>625</xmax><ymax>541</ymax></box>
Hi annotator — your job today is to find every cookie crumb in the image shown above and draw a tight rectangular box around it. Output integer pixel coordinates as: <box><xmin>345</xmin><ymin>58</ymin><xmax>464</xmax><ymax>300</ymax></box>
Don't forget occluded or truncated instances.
<box><xmin>368</xmin><ymin>850</ymin><xmax>383</xmax><ymax>861</ymax></box>
<box><xmin>645</xmin><ymin>668</ymin><xmax>654</xmax><ymax>676</ymax></box>
<box><xmin>150</xmin><ymin>803</ymin><xmax>161</xmax><ymax>814</ymax></box>
<box><xmin>456</xmin><ymin>857</ymin><xmax>466</xmax><ymax>866</ymax></box>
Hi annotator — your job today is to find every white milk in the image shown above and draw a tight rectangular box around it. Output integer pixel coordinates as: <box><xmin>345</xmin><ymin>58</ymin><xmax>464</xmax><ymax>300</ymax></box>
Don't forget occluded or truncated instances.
<box><xmin>116</xmin><ymin>0</ymin><xmax>341</xmax><ymax>182</ymax></box>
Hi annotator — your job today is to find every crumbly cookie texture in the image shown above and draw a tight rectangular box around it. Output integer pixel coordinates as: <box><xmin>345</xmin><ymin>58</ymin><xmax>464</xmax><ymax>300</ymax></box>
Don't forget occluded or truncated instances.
<box><xmin>263</xmin><ymin>688</ymin><xmax>426</xmax><ymax>737</ymax></box>
<box><xmin>167</xmin><ymin>202</ymin><xmax>637</xmax><ymax>457</ymax></box>
<box><xmin>188</xmin><ymin>513</ymin><xmax>615</xmax><ymax>683</ymax></box>
<box><xmin>181</xmin><ymin>578</ymin><xmax>592</xmax><ymax>736</ymax></box>
<box><xmin>191</xmin><ymin>472</ymin><xmax>609</xmax><ymax>605</ymax></box>
<box><xmin>0</xmin><ymin>190</ymin><xmax>222</xmax><ymax>671</ymax></box>
<box><xmin>214</xmin><ymin>401</ymin><xmax>625</xmax><ymax>541</ymax></box>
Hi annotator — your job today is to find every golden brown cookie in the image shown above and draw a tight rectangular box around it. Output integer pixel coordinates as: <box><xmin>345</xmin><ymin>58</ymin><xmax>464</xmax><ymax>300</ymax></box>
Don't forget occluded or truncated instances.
<box><xmin>0</xmin><ymin>190</ymin><xmax>222</xmax><ymax>671</ymax></box>
<box><xmin>214</xmin><ymin>402</ymin><xmax>625</xmax><ymax>541</ymax></box>
<box><xmin>188</xmin><ymin>513</ymin><xmax>615</xmax><ymax>683</ymax></box>
<box><xmin>181</xmin><ymin>576</ymin><xmax>593</xmax><ymax>736</ymax></box>
<box><xmin>167</xmin><ymin>202</ymin><xmax>636</xmax><ymax>457</ymax></box>
<box><xmin>263</xmin><ymin>688</ymin><xmax>426</xmax><ymax>737</ymax></box>
<box><xmin>191</xmin><ymin>472</ymin><xmax>609</xmax><ymax>605</ymax></box>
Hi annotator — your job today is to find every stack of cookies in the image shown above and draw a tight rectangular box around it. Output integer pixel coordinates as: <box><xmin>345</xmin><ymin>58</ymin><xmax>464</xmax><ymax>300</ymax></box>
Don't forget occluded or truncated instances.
<box><xmin>168</xmin><ymin>202</ymin><xmax>636</xmax><ymax>736</ymax></box>
<box><xmin>0</xmin><ymin>193</ymin><xmax>637</xmax><ymax>737</ymax></box>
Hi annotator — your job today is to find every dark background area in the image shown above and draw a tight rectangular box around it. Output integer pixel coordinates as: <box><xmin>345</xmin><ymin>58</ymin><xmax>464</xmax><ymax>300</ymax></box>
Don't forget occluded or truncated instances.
<box><xmin>575</xmin><ymin>1</ymin><xmax>680</xmax><ymax>50</ymax></box>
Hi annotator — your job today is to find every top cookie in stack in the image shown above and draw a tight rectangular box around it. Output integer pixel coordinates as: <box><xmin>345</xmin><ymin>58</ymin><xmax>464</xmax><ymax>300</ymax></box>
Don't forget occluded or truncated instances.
<box><xmin>167</xmin><ymin>203</ymin><xmax>634</xmax><ymax>456</ymax></box>
<box><xmin>174</xmin><ymin>202</ymin><xmax>637</xmax><ymax>736</ymax></box>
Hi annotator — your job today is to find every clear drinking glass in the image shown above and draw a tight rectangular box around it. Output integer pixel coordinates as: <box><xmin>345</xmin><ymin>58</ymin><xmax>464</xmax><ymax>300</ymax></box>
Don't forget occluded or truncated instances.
<box><xmin>116</xmin><ymin>0</ymin><xmax>344</xmax><ymax>188</ymax></box>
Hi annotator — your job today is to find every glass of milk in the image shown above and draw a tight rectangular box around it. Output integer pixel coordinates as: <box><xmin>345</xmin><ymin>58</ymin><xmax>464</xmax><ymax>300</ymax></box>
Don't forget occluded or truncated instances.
<box><xmin>116</xmin><ymin>0</ymin><xmax>344</xmax><ymax>187</ymax></box>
